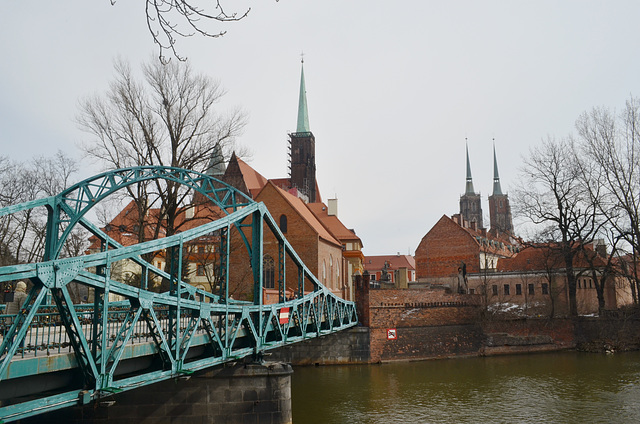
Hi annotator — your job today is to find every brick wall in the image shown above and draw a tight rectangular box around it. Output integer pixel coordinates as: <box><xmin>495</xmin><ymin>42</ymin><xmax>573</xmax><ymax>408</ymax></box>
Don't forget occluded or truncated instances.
<box><xmin>481</xmin><ymin>318</ymin><xmax>575</xmax><ymax>355</ymax></box>
<box><xmin>415</xmin><ymin>215</ymin><xmax>480</xmax><ymax>279</ymax></box>
<box><xmin>227</xmin><ymin>183</ymin><xmax>344</xmax><ymax>300</ymax></box>
<box><xmin>269</xmin><ymin>327</ymin><xmax>370</xmax><ymax>365</ymax></box>
<box><xmin>574</xmin><ymin>316</ymin><xmax>640</xmax><ymax>352</ymax></box>
<box><xmin>362</xmin><ymin>288</ymin><xmax>484</xmax><ymax>362</ymax></box>
<box><xmin>370</xmin><ymin>325</ymin><xmax>484</xmax><ymax>362</ymax></box>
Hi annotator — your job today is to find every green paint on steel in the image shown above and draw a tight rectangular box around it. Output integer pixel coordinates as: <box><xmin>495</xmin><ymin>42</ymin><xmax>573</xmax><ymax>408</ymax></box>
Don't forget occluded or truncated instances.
<box><xmin>0</xmin><ymin>166</ymin><xmax>357</xmax><ymax>423</ymax></box>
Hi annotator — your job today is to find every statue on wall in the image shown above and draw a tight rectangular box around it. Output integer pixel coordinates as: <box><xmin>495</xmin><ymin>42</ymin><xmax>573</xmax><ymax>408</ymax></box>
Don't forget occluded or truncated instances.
<box><xmin>457</xmin><ymin>262</ymin><xmax>468</xmax><ymax>294</ymax></box>
<box><xmin>381</xmin><ymin>261</ymin><xmax>391</xmax><ymax>282</ymax></box>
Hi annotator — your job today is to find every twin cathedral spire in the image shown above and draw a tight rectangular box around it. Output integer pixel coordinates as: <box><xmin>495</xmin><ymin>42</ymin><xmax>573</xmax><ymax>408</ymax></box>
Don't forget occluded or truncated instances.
<box><xmin>459</xmin><ymin>140</ymin><xmax>513</xmax><ymax>236</ymax></box>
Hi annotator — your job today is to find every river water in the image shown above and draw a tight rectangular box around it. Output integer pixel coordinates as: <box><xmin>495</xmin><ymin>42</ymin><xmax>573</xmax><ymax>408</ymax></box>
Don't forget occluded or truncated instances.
<box><xmin>291</xmin><ymin>351</ymin><xmax>640</xmax><ymax>424</ymax></box>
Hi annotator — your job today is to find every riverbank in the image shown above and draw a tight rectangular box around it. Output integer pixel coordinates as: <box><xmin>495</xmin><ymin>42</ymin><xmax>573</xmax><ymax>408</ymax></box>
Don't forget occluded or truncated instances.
<box><xmin>270</xmin><ymin>314</ymin><xmax>640</xmax><ymax>365</ymax></box>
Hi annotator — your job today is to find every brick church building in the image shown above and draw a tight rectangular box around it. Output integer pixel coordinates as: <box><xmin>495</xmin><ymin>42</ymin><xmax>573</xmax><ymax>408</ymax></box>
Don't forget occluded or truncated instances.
<box><xmin>415</xmin><ymin>142</ymin><xmax>519</xmax><ymax>289</ymax></box>
<box><xmin>217</xmin><ymin>61</ymin><xmax>364</xmax><ymax>302</ymax></box>
<box><xmin>89</xmin><ymin>62</ymin><xmax>364</xmax><ymax>303</ymax></box>
<box><xmin>413</xmin><ymin>143</ymin><xmax>632</xmax><ymax>316</ymax></box>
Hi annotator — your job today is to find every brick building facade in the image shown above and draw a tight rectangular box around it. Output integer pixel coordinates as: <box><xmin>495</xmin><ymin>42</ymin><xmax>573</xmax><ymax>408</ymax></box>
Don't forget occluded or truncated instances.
<box><xmin>413</xmin><ymin>142</ymin><xmax>632</xmax><ymax>316</ymax></box>
<box><xmin>89</xmin><ymin>62</ymin><xmax>362</xmax><ymax>303</ymax></box>
<box><xmin>363</xmin><ymin>254</ymin><xmax>415</xmax><ymax>288</ymax></box>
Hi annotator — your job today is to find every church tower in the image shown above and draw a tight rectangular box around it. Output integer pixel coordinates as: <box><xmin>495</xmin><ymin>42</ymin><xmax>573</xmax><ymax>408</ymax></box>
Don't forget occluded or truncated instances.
<box><xmin>289</xmin><ymin>60</ymin><xmax>317</xmax><ymax>203</ymax></box>
<box><xmin>488</xmin><ymin>143</ymin><xmax>513</xmax><ymax>235</ymax></box>
<box><xmin>204</xmin><ymin>143</ymin><xmax>226</xmax><ymax>178</ymax></box>
<box><xmin>459</xmin><ymin>141</ymin><xmax>483</xmax><ymax>228</ymax></box>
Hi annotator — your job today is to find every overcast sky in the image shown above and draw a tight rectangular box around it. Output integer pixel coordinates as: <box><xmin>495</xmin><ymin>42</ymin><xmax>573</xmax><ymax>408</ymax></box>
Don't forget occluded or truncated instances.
<box><xmin>2</xmin><ymin>1</ymin><xmax>640</xmax><ymax>255</ymax></box>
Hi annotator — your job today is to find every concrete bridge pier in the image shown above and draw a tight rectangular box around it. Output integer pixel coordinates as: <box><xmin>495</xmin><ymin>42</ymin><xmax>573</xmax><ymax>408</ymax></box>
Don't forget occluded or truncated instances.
<box><xmin>27</xmin><ymin>361</ymin><xmax>293</xmax><ymax>424</ymax></box>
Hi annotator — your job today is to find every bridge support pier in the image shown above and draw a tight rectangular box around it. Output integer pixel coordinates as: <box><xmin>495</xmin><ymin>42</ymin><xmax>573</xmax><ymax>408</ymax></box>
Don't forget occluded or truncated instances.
<box><xmin>27</xmin><ymin>361</ymin><xmax>293</xmax><ymax>424</ymax></box>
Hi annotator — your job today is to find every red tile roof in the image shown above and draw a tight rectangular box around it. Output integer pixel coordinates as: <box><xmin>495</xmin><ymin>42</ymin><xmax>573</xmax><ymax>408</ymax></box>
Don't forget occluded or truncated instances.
<box><xmin>257</xmin><ymin>182</ymin><xmax>341</xmax><ymax>248</ymax></box>
<box><xmin>235</xmin><ymin>156</ymin><xmax>268</xmax><ymax>198</ymax></box>
<box><xmin>497</xmin><ymin>243</ymin><xmax>606</xmax><ymax>272</ymax></box>
<box><xmin>364</xmin><ymin>254</ymin><xmax>415</xmax><ymax>272</ymax></box>
<box><xmin>306</xmin><ymin>203</ymin><xmax>361</xmax><ymax>243</ymax></box>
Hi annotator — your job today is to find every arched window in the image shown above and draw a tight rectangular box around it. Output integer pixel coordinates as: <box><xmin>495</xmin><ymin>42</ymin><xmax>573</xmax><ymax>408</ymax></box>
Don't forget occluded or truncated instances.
<box><xmin>263</xmin><ymin>255</ymin><xmax>275</xmax><ymax>289</ymax></box>
<box><xmin>329</xmin><ymin>256</ymin><xmax>334</xmax><ymax>288</ymax></box>
<box><xmin>279</xmin><ymin>214</ymin><xmax>288</xmax><ymax>233</ymax></box>
<box><xmin>322</xmin><ymin>260</ymin><xmax>327</xmax><ymax>285</ymax></box>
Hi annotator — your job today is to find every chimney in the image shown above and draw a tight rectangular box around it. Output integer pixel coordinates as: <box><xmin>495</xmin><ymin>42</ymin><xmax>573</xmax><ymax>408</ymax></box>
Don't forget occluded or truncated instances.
<box><xmin>397</xmin><ymin>267</ymin><xmax>408</xmax><ymax>289</ymax></box>
<box><xmin>328</xmin><ymin>198</ymin><xmax>338</xmax><ymax>217</ymax></box>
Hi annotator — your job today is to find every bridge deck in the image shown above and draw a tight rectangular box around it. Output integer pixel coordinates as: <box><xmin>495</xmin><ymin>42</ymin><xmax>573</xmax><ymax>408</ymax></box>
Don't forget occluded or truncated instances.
<box><xmin>0</xmin><ymin>167</ymin><xmax>358</xmax><ymax>422</ymax></box>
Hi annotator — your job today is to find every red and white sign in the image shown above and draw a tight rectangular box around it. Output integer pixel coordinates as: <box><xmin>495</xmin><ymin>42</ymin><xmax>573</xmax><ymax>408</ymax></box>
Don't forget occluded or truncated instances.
<box><xmin>387</xmin><ymin>328</ymin><xmax>397</xmax><ymax>340</ymax></box>
<box><xmin>279</xmin><ymin>307</ymin><xmax>290</xmax><ymax>324</ymax></box>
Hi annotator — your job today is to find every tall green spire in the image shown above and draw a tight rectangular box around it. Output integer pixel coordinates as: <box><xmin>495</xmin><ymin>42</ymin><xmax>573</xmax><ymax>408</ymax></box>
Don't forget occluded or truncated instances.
<box><xmin>492</xmin><ymin>141</ymin><xmax>503</xmax><ymax>196</ymax></box>
<box><xmin>465</xmin><ymin>140</ymin><xmax>475</xmax><ymax>195</ymax></box>
<box><xmin>296</xmin><ymin>61</ymin><xmax>310</xmax><ymax>133</ymax></box>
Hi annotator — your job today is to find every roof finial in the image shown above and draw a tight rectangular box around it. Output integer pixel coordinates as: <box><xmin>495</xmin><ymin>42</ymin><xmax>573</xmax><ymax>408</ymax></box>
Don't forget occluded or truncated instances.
<box><xmin>300</xmin><ymin>51</ymin><xmax>305</xmax><ymax>64</ymax></box>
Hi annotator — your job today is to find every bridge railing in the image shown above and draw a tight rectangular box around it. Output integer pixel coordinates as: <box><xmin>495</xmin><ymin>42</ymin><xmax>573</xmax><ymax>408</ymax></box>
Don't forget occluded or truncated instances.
<box><xmin>0</xmin><ymin>167</ymin><xmax>358</xmax><ymax>422</ymax></box>
<box><xmin>0</xmin><ymin>301</ymin><xmax>166</xmax><ymax>358</ymax></box>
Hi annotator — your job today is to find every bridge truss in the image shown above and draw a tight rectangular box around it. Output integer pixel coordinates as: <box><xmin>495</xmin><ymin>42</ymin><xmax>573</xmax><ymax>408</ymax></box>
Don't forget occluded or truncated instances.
<box><xmin>0</xmin><ymin>167</ymin><xmax>358</xmax><ymax>422</ymax></box>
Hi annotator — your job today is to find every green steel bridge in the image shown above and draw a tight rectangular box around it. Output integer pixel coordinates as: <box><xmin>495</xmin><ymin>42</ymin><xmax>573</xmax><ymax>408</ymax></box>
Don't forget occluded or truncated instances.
<box><xmin>0</xmin><ymin>167</ymin><xmax>358</xmax><ymax>423</ymax></box>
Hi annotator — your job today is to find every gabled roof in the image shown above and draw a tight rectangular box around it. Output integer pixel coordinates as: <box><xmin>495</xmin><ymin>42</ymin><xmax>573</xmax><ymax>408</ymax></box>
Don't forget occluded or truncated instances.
<box><xmin>451</xmin><ymin>214</ymin><xmax>519</xmax><ymax>257</ymax></box>
<box><xmin>223</xmin><ymin>153</ymin><xmax>268</xmax><ymax>198</ymax></box>
<box><xmin>87</xmin><ymin>200</ymin><xmax>166</xmax><ymax>251</ymax></box>
<box><xmin>235</xmin><ymin>156</ymin><xmax>268</xmax><ymax>198</ymax></box>
<box><xmin>269</xmin><ymin>178</ymin><xmax>322</xmax><ymax>204</ymax></box>
<box><xmin>497</xmin><ymin>243</ymin><xmax>606</xmax><ymax>272</ymax></box>
<box><xmin>306</xmin><ymin>202</ymin><xmax>361</xmax><ymax>243</ymax></box>
<box><xmin>364</xmin><ymin>255</ymin><xmax>415</xmax><ymax>272</ymax></box>
<box><xmin>174</xmin><ymin>203</ymin><xmax>226</xmax><ymax>232</ymax></box>
<box><xmin>256</xmin><ymin>182</ymin><xmax>341</xmax><ymax>248</ymax></box>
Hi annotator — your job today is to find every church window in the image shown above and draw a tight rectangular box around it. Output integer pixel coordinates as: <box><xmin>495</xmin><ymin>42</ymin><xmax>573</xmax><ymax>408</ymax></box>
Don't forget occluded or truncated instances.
<box><xmin>492</xmin><ymin>285</ymin><xmax>498</xmax><ymax>296</ymax></box>
<box><xmin>516</xmin><ymin>284</ymin><xmax>522</xmax><ymax>295</ymax></box>
<box><xmin>322</xmin><ymin>260</ymin><xmax>327</xmax><ymax>285</ymax></box>
<box><xmin>528</xmin><ymin>284</ymin><xmax>534</xmax><ymax>295</ymax></box>
<box><xmin>279</xmin><ymin>215</ymin><xmax>288</xmax><ymax>233</ymax></box>
<box><xmin>329</xmin><ymin>256</ymin><xmax>334</xmax><ymax>288</ymax></box>
<box><xmin>542</xmin><ymin>283</ymin><xmax>549</xmax><ymax>295</ymax></box>
<box><xmin>263</xmin><ymin>255</ymin><xmax>275</xmax><ymax>289</ymax></box>
<box><xmin>503</xmin><ymin>284</ymin><xmax>510</xmax><ymax>295</ymax></box>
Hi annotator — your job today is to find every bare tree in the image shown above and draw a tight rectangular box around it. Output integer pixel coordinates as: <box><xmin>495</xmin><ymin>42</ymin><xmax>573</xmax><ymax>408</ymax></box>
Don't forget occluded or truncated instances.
<box><xmin>514</xmin><ymin>137</ymin><xmax>600</xmax><ymax>316</ymax></box>
<box><xmin>78</xmin><ymin>57</ymin><xmax>246</xmax><ymax>236</ymax></box>
<box><xmin>113</xmin><ymin>1</ymin><xmax>252</xmax><ymax>61</ymax></box>
<box><xmin>575</xmin><ymin>97</ymin><xmax>640</xmax><ymax>301</ymax></box>
<box><xmin>77</xmin><ymin>57</ymin><xmax>246</xmax><ymax>290</ymax></box>
<box><xmin>0</xmin><ymin>152</ymin><xmax>84</xmax><ymax>300</ymax></box>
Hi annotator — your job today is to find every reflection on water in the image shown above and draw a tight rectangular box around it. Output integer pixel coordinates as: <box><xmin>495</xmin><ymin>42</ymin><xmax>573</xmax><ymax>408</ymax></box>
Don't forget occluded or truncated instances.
<box><xmin>291</xmin><ymin>351</ymin><xmax>640</xmax><ymax>424</ymax></box>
